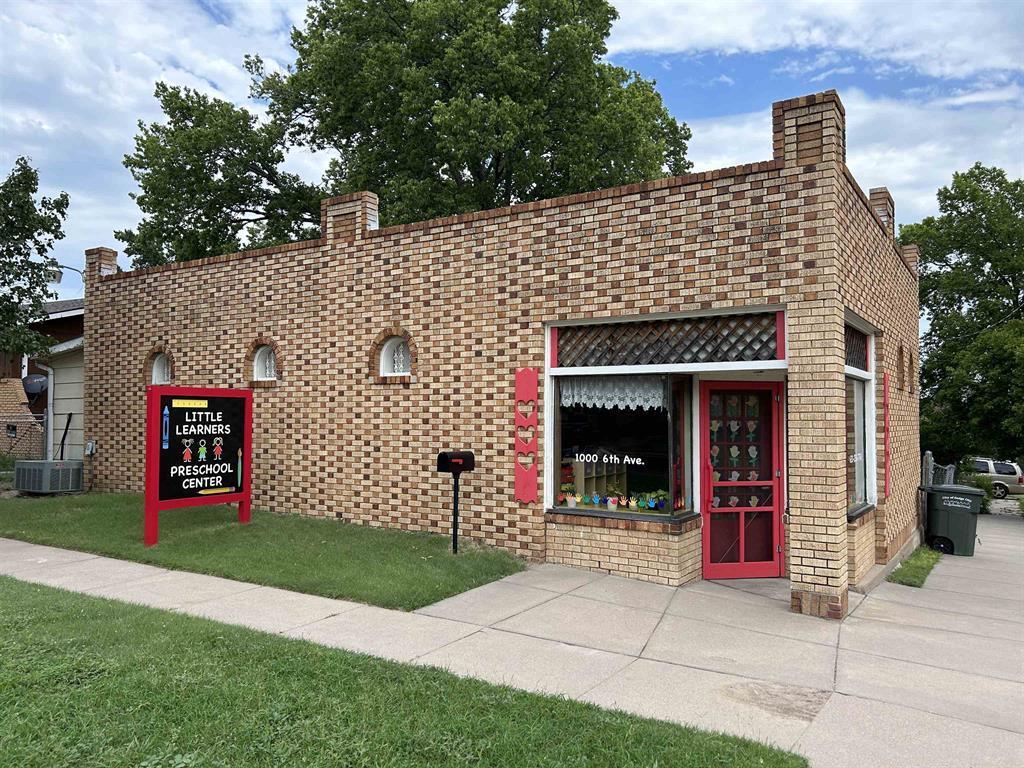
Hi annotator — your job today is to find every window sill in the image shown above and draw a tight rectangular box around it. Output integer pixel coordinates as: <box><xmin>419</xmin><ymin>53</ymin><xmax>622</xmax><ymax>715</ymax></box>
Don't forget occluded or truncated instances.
<box><xmin>249</xmin><ymin>379</ymin><xmax>278</xmax><ymax>389</ymax></box>
<box><xmin>373</xmin><ymin>374</ymin><xmax>414</xmax><ymax>386</ymax></box>
<box><xmin>548</xmin><ymin>505</ymin><xmax>700</xmax><ymax>524</ymax></box>
<box><xmin>548</xmin><ymin>512</ymin><xmax>700</xmax><ymax>536</ymax></box>
<box><xmin>846</xmin><ymin>502</ymin><xmax>875</xmax><ymax>523</ymax></box>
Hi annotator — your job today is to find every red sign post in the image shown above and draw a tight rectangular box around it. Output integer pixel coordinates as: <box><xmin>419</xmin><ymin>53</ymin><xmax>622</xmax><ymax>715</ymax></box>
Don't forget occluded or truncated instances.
<box><xmin>145</xmin><ymin>386</ymin><xmax>253</xmax><ymax>546</ymax></box>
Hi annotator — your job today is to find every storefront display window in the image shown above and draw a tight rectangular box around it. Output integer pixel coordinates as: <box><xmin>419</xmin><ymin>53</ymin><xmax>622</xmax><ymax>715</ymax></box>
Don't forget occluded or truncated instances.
<box><xmin>555</xmin><ymin>375</ymin><xmax>691</xmax><ymax>515</ymax></box>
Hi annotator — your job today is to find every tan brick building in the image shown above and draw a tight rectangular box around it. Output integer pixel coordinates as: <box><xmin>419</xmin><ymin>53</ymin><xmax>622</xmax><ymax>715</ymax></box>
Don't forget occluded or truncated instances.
<box><xmin>84</xmin><ymin>90</ymin><xmax>920</xmax><ymax>618</ymax></box>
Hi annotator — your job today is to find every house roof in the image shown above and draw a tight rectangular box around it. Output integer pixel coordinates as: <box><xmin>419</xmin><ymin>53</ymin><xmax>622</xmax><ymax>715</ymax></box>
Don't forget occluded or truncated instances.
<box><xmin>0</xmin><ymin>377</ymin><xmax>30</xmax><ymax>414</ymax></box>
<box><xmin>42</xmin><ymin>298</ymin><xmax>84</xmax><ymax>317</ymax></box>
<box><xmin>48</xmin><ymin>336</ymin><xmax>84</xmax><ymax>357</ymax></box>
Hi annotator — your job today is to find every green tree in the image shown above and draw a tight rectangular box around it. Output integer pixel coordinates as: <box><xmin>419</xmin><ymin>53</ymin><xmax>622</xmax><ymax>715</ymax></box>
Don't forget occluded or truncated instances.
<box><xmin>0</xmin><ymin>157</ymin><xmax>67</xmax><ymax>357</ymax></box>
<box><xmin>252</xmin><ymin>0</ymin><xmax>690</xmax><ymax>226</ymax></box>
<box><xmin>123</xmin><ymin>0</ymin><xmax>690</xmax><ymax>264</ymax></box>
<box><xmin>117</xmin><ymin>83</ymin><xmax>323</xmax><ymax>268</ymax></box>
<box><xmin>900</xmin><ymin>163</ymin><xmax>1024</xmax><ymax>463</ymax></box>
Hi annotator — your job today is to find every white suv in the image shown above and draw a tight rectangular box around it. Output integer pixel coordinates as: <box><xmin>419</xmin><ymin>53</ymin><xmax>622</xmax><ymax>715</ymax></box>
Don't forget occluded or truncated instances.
<box><xmin>972</xmin><ymin>458</ymin><xmax>1024</xmax><ymax>499</ymax></box>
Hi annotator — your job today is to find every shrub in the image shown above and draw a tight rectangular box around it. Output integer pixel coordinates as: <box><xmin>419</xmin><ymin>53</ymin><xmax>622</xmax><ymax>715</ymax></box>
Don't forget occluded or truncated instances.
<box><xmin>958</xmin><ymin>471</ymin><xmax>993</xmax><ymax>514</ymax></box>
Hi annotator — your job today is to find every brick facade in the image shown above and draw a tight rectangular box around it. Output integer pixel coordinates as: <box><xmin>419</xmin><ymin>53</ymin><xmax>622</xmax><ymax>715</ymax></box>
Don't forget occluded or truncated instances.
<box><xmin>847</xmin><ymin>508</ymin><xmax>877</xmax><ymax>586</ymax></box>
<box><xmin>547</xmin><ymin>512</ymin><xmax>702</xmax><ymax>586</ymax></box>
<box><xmin>84</xmin><ymin>90</ymin><xmax>919</xmax><ymax>618</ymax></box>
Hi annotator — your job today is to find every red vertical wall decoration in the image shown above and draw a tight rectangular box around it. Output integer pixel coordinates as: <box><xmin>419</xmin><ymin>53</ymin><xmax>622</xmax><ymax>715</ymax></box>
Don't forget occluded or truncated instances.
<box><xmin>514</xmin><ymin>368</ymin><xmax>539</xmax><ymax>503</ymax></box>
<box><xmin>883</xmin><ymin>372</ymin><xmax>891</xmax><ymax>499</ymax></box>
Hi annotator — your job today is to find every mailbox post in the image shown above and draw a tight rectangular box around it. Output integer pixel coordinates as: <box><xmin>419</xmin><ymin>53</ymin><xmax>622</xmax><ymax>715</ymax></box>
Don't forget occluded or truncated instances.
<box><xmin>436</xmin><ymin>450</ymin><xmax>475</xmax><ymax>554</ymax></box>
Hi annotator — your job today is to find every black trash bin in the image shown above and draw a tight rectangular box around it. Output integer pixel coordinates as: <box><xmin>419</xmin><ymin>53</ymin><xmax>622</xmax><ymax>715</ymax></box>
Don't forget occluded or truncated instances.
<box><xmin>925</xmin><ymin>484</ymin><xmax>984</xmax><ymax>556</ymax></box>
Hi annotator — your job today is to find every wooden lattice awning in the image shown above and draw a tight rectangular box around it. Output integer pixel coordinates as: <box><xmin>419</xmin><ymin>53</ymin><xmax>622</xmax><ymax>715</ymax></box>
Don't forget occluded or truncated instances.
<box><xmin>845</xmin><ymin>325</ymin><xmax>869</xmax><ymax>369</ymax></box>
<box><xmin>556</xmin><ymin>313</ymin><xmax>778</xmax><ymax>367</ymax></box>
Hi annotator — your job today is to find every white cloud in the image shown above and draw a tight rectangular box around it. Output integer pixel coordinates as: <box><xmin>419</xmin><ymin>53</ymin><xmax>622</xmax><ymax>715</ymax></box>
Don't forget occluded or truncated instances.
<box><xmin>0</xmin><ymin>0</ymin><xmax>317</xmax><ymax>297</ymax></box>
<box><xmin>934</xmin><ymin>84</ymin><xmax>1022</xmax><ymax>107</ymax></box>
<box><xmin>610</xmin><ymin>1</ymin><xmax>1024</xmax><ymax>79</ymax></box>
<box><xmin>809</xmin><ymin>66</ymin><xmax>855</xmax><ymax>83</ymax></box>
<box><xmin>774</xmin><ymin>51</ymin><xmax>844</xmax><ymax>78</ymax></box>
<box><xmin>687</xmin><ymin>87</ymin><xmax>1024</xmax><ymax>227</ymax></box>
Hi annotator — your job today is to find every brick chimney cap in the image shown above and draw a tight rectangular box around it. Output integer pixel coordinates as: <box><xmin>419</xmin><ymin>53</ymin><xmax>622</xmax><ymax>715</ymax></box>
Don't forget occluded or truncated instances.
<box><xmin>771</xmin><ymin>89</ymin><xmax>845</xmax><ymax>116</ymax></box>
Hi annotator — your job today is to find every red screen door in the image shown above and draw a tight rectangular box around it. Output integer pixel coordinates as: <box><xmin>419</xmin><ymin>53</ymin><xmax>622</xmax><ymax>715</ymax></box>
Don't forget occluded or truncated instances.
<box><xmin>700</xmin><ymin>381</ymin><xmax>784</xmax><ymax>579</ymax></box>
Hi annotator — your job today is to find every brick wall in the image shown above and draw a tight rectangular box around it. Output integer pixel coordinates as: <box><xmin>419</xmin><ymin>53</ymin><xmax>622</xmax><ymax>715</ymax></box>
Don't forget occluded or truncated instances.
<box><xmin>847</xmin><ymin>508</ymin><xmax>877</xmax><ymax>586</ymax></box>
<box><xmin>84</xmin><ymin>90</ymin><xmax>917</xmax><ymax>618</ymax></box>
<box><xmin>835</xmin><ymin>176</ymin><xmax>922</xmax><ymax>564</ymax></box>
<box><xmin>547</xmin><ymin>512</ymin><xmax>702</xmax><ymax>586</ymax></box>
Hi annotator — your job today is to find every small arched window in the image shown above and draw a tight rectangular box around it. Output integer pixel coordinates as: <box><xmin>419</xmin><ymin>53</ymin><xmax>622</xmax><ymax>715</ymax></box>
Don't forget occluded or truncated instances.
<box><xmin>151</xmin><ymin>353</ymin><xmax>171</xmax><ymax>384</ymax></box>
<box><xmin>896</xmin><ymin>344</ymin><xmax>905</xmax><ymax>391</ymax></box>
<box><xmin>909</xmin><ymin>353</ymin><xmax>916</xmax><ymax>394</ymax></box>
<box><xmin>380</xmin><ymin>336</ymin><xmax>411</xmax><ymax>376</ymax></box>
<box><xmin>253</xmin><ymin>345</ymin><xmax>277</xmax><ymax>381</ymax></box>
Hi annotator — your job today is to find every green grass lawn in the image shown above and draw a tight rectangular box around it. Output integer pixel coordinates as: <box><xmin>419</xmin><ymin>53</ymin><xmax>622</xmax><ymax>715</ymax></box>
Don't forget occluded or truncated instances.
<box><xmin>0</xmin><ymin>493</ymin><xmax>523</xmax><ymax>610</ymax></box>
<box><xmin>0</xmin><ymin>578</ymin><xmax>806</xmax><ymax>768</ymax></box>
<box><xmin>886</xmin><ymin>546</ymin><xmax>942</xmax><ymax>588</ymax></box>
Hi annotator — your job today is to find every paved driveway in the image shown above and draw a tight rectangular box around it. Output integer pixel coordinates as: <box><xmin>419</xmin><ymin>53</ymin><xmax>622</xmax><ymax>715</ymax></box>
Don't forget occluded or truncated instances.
<box><xmin>3</xmin><ymin>514</ymin><xmax>1022</xmax><ymax>767</ymax></box>
<box><xmin>416</xmin><ymin>513</ymin><xmax>1024</xmax><ymax>767</ymax></box>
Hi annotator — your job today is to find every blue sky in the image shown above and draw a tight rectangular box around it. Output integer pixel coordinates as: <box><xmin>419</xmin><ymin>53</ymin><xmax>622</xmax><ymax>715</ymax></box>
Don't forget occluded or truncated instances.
<box><xmin>1</xmin><ymin>0</ymin><xmax>1022</xmax><ymax>299</ymax></box>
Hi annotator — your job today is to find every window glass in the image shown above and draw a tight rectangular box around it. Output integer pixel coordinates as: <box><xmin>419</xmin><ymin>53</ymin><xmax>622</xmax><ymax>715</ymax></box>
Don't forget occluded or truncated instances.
<box><xmin>845</xmin><ymin>377</ymin><xmax>867</xmax><ymax>510</ymax></box>
<box><xmin>380</xmin><ymin>336</ymin><xmax>411</xmax><ymax>376</ymax></box>
<box><xmin>994</xmin><ymin>462</ymin><xmax>1017</xmax><ymax>475</ymax></box>
<box><xmin>253</xmin><ymin>346</ymin><xmax>277</xmax><ymax>381</ymax></box>
<box><xmin>973</xmin><ymin>459</ymin><xmax>990</xmax><ymax>473</ymax></box>
<box><xmin>151</xmin><ymin>353</ymin><xmax>170</xmax><ymax>385</ymax></box>
<box><xmin>557</xmin><ymin>375</ymin><xmax>689</xmax><ymax>514</ymax></box>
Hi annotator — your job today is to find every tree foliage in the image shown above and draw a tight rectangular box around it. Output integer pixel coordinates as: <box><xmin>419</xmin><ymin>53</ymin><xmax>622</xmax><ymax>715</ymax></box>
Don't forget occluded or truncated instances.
<box><xmin>117</xmin><ymin>83</ymin><xmax>322</xmax><ymax>268</ymax></box>
<box><xmin>900</xmin><ymin>163</ymin><xmax>1024</xmax><ymax>463</ymax></box>
<box><xmin>0</xmin><ymin>158</ymin><xmax>67</xmax><ymax>357</ymax></box>
<box><xmin>123</xmin><ymin>0</ymin><xmax>690</xmax><ymax>264</ymax></box>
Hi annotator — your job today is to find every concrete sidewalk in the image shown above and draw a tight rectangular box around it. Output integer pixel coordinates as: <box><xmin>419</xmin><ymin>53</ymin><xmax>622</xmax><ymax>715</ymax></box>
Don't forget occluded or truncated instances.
<box><xmin>3</xmin><ymin>513</ymin><xmax>1023</xmax><ymax>767</ymax></box>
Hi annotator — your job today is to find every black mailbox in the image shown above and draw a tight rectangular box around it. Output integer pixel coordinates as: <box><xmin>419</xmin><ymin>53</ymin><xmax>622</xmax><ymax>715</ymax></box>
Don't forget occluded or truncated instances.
<box><xmin>436</xmin><ymin>450</ymin><xmax>475</xmax><ymax>553</ymax></box>
<box><xmin>437</xmin><ymin>450</ymin><xmax>475</xmax><ymax>474</ymax></box>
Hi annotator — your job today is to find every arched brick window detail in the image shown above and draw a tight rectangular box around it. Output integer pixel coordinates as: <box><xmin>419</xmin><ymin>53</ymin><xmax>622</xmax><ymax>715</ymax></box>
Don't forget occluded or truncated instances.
<box><xmin>247</xmin><ymin>337</ymin><xmax>282</xmax><ymax>387</ymax></box>
<box><xmin>144</xmin><ymin>345</ymin><xmax>174</xmax><ymax>385</ymax></box>
<box><xmin>369</xmin><ymin>328</ymin><xmax>416</xmax><ymax>384</ymax></box>
<box><xmin>909</xmin><ymin>352</ymin><xmax>916</xmax><ymax>394</ymax></box>
<box><xmin>896</xmin><ymin>344</ymin><xmax>905</xmax><ymax>391</ymax></box>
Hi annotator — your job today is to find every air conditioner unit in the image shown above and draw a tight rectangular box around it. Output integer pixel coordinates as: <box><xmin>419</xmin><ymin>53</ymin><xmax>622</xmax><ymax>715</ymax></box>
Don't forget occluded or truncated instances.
<box><xmin>14</xmin><ymin>460</ymin><xmax>84</xmax><ymax>494</ymax></box>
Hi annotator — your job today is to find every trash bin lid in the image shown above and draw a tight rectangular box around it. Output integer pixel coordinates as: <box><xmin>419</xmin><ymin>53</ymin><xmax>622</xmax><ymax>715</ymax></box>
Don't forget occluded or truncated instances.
<box><xmin>930</xmin><ymin>484</ymin><xmax>986</xmax><ymax>497</ymax></box>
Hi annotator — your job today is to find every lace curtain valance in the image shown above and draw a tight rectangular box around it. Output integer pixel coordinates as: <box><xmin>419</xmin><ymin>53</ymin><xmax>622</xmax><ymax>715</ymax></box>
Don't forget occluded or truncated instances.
<box><xmin>559</xmin><ymin>375</ymin><xmax>667</xmax><ymax>411</ymax></box>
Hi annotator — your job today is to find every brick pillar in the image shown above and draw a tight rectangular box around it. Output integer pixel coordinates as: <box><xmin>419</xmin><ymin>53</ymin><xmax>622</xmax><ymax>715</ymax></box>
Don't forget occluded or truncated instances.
<box><xmin>900</xmin><ymin>243</ymin><xmax>920</xmax><ymax>276</ymax></box>
<box><xmin>84</xmin><ymin>246</ymin><xmax>118</xmax><ymax>279</ymax></box>
<box><xmin>82</xmin><ymin>247</ymin><xmax>117</xmax><ymax>492</ymax></box>
<box><xmin>787</xmin><ymin>305</ymin><xmax>849</xmax><ymax>619</ymax></box>
<box><xmin>869</xmin><ymin>187</ymin><xmax>895</xmax><ymax>239</ymax></box>
<box><xmin>320</xmin><ymin>191</ymin><xmax>380</xmax><ymax>242</ymax></box>
<box><xmin>774</xmin><ymin>91</ymin><xmax>851</xmax><ymax>619</ymax></box>
<box><xmin>773</xmin><ymin>90</ymin><xmax>845</xmax><ymax>167</ymax></box>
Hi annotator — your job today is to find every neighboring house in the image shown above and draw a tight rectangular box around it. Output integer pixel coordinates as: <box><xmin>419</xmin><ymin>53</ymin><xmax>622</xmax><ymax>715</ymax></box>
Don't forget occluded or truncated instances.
<box><xmin>83</xmin><ymin>90</ymin><xmax>920</xmax><ymax>620</ymax></box>
<box><xmin>41</xmin><ymin>336</ymin><xmax>85</xmax><ymax>460</ymax></box>
<box><xmin>0</xmin><ymin>377</ymin><xmax>44</xmax><ymax>459</ymax></box>
<box><xmin>0</xmin><ymin>298</ymin><xmax>85</xmax><ymax>460</ymax></box>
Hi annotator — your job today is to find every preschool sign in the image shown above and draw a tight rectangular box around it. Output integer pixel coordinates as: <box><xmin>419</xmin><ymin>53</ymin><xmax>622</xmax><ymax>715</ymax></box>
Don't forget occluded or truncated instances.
<box><xmin>144</xmin><ymin>386</ymin><xmax>253</xmax><ymax>546</ymax></box>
